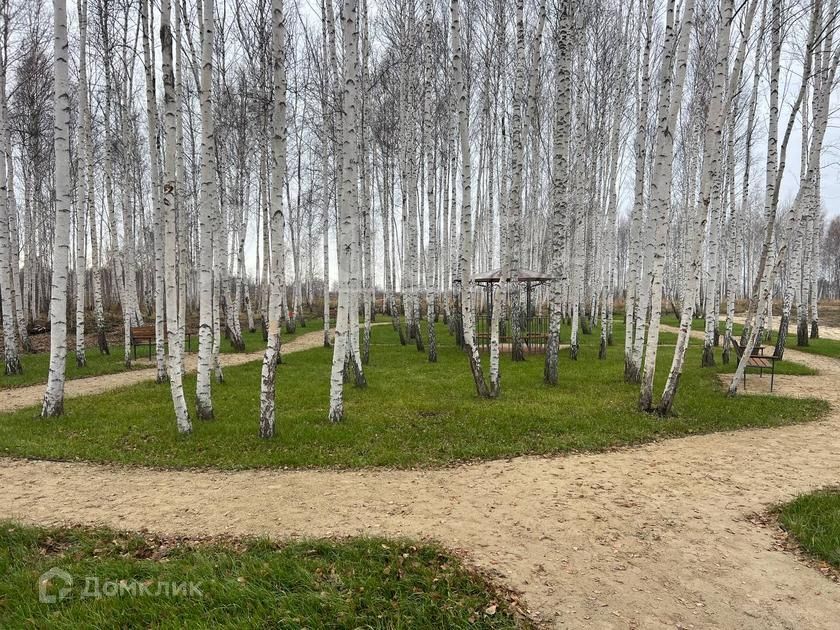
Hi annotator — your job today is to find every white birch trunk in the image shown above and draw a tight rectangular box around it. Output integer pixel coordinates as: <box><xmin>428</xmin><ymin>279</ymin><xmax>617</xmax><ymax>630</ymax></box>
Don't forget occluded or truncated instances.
<box><xmin>175</xmin><ymin>2</ymin><xmax>187</xmax><ymax>368</ymax></box>
<box><xmin>322</xmin><ymin>152</ymin><xmax>331</xmax><ymax>347</ymax></box>
<box><xmin>451</xmin><ymin>0</ymin><xmax>488</xmax><ymax>398</ymax></box>
<box><xmin>638</xmin><ymin>0</ymin><xmax>695</xmax><ymax>411</ymax></box>
<box><xmin>0</xmin><ymin>89</ymin><xmax>20</xmax><ymax>374</ymax></box>
<box><xmin>258</xmin><ymin>0</ymin><xmax>288</xmax><ymax>437</ymax></box>
<box><xmin>99</xmin><ymin>13</ymin><xmax>133</xmax><ymax>365</ymax></box>
<box><xmin>423</xmin><ymin>0</ymin><xmax>437</xmax><ymax>363</ymax></box>
<box><xmin>328</xmin><ymin>0</ymin><xmax>360</xmax><ymax>422</ymax></box>
<box><xmin>5</xmin><ymin>149</ymin><xmax>29</xmax><ymax>353</ymax></box>
<box><xmin>729</xmin><ymin>0</ymin><xmax>829</xmax><ymax>392</ymax></box>
<box><xmin>810</xmin><ymin>212</ymin><xmax>821</xmax><ymax>337</ymax></box>
<box><xmin>195</xmin><ymin>0</ymin><xmax>216</xmax><ymax>419</ymax></box>
<box><xmin>626</xmin><ymin>0</ymin><xmax>654</xmax><ymax>380</ymax></box>
<box><xmin>212</xmin><ymin>216</ymin><xmax>223</xmax><ymax>381</ymax></box>
<box><xmin>658</xmin><ymin>0</ymin><xmax>734</xmax><ymax>415</ymax></box>
<box><xmin>507</xmin><ymin>0</ymin><xmax>547</xmax><ymax>363</ymax></box>
<box><xmin>544</xmin><ymin>0</ymin><xmax>571</xmax><ymax>385</ymax></box>
<box><xmin>71</xmin><ymin>0</ymin><xmax>94</xmax><ymax>368</ymax></box>
<box><xmin>0</xmin><ymin>32</ymin><xmax>21</xmax><ymax>374</ymax></box>
<box><xmin>87</xmin><ymin>177</ymin><xmax>108</xmax><ymax>355</ymax></box>
<box><xmin>160</xmin><ymin>0</ymin><xmax>191</xmax><ymax>432</ymax></box>
<box><xmin>42</xmin><ymin>0</ymin><xmax>72</xmax><ymax>415</ymax></box>
<box><xmin>73</xmin><ymin>155</ymin><xmax>86</xmax><ymax>368</ymax></box>
<box><xmin>140</xmin><ymin>0</ymin><xmax>167</xmax><ymax>383</ymax></box>
<box><xmin>739</xmin><ymin>0</ymin><xmax>817</xmax><ymax>347</ymax></box>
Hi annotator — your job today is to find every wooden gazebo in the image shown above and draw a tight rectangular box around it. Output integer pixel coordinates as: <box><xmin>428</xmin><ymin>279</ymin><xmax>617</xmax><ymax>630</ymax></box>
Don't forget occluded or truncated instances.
<box><xmin>471</xmin><ymin>268</ymin><xmax>553</xmax><ymax>355</ymax></box>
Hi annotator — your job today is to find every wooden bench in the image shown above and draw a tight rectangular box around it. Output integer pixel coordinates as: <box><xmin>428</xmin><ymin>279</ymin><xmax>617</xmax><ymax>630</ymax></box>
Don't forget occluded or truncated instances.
<box><xmin>130</xmin><ymin>325</ymin><xmax>194</xmax><ymax>359</ymax></box>
<box><xmin>733</xmin><ymin>342</ymin><xmax>780</xmax><ymax>392</ymax></box>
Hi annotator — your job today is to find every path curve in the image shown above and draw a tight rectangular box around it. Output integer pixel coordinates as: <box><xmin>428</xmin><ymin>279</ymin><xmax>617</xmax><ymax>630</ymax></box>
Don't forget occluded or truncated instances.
<box><xmin>0</xmin><ymin>329</ymin><xmax>329</xmax><ymax>413</ymax></box>
<box><xmin>2</xmin><ymin>339</ymin><xmax>840</xmax><ymax>628</ymax></box>
<box><xmin>722</xmin><ymin>315</ymin><xmax>840</xmax><ymax>341</ymax></box>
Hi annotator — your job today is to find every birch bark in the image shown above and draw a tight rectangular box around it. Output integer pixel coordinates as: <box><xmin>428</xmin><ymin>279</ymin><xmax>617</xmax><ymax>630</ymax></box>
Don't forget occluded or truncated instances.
<box><xmin>637</xmin><ymin>0</ymin><xmax>695</xmax><ymax>411</ymax></box>
<box><xmin>42</xmin><ymin>0</ymin><xmax>73</xmax><ymax>415</ymax></box>
<box><xmin>71</xmin><ymin>0</ymin><xmax>97</xmax><ymax>368</ymax></box>
<box><xmin>195</xmin><ymin>0</ymin><xmax>216</xmax><ymax>419</ymax></box>
<box><xmin>700</xmin><ymin>0</ymin><xmax>757</xmax><ymax>367</ymax></box>
<box><xmin>451</xmin><ymin>0</ymin><xmax>488</xmax><ymax>398</ymax></box>
<box><xmin>626</xmin><ymin>0</ymin><xmax>655</xmax><ymax>382</ymax></box>
<box><xmin>321</xmin><ymin>0</ymin><xmax>335</xmax><ymax>348</ymax></box>
<box><xmin>739</xmin><ymin>0</ymin><xmax>817</xmax><ymax>348</ymax></box>
<box><xmin>328</xmin><ymin>0</ymin><xmax>361</xmax><ymax>422</ymax></box>
<box><xmin>507</xmin><ymin>0</ymin><xmax>546</xmax><ymax>362</ymax></box>
<box><xmin>422</xmin><ymin>0</ymin><xmax>437</xmax><ymax>363</ymax></box>
<box><xmin>160</xmin><ymin>0</ymin><xmax>191</xmax><ymax>432</ymax></box>
<box><xmin>73</xmin><ymin>152</ymin><xmax>86</xmax><ymax>368</ymax></box>
<box><xmin>0</xmin><ymin>66</ymin><xmax>19</xmax><ymax>374</ymax></box>
<box><xmin>729</xmin><ymin>0</ymin><xmax>831</xmax><ymax>392</ymax></box>
<box><xmin>544</xmin><ymin>0</ymin><xmax>571</xmax><ymax>385</ymax></box>
<box><xmin>140</xmin><ymin>0</ymin><xmax>167</xmax><ymax>382</ymax></box>
<box><xmin>658</xmin><ymin>0</ymin><xmax>734</xmax><ymax>415</ymax></box>
<box><xmin>259</xmin><ymin>0</ymin><xmax>288</xmax><ymax>437</ymax></box>
<box><xmin>5</xmin><ymin>149</ymin><xmax>29</xmax><ymax>353</ymax></box>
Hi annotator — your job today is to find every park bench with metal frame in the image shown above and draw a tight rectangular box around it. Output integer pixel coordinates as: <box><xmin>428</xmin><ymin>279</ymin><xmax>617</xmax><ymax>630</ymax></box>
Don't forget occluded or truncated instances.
<box><xmin>130</xmin><ymin>325</ymin><xmax>194</xmax><ymax>359</ymax></box>
<box><xmin>732</xmin><ymin>341</ymin><xmax>780</xmax><ymax>392</ymax></box>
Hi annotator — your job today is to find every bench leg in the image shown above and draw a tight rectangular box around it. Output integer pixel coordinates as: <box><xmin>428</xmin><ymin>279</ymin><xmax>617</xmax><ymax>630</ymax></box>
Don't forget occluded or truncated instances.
<box><xmin>133</xmin><ymin>343</ymin><xmax>137</xmax><ymax>360</ymax></box>
<box><xmin>770</xmin><ymin>364</ymin><xmax>775</xmax><ymax>392</ymax></box>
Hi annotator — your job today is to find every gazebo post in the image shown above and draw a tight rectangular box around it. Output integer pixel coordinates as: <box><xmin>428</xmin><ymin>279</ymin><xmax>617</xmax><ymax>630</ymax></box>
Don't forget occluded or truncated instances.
<box><xmin>526</xmin><ymin>282</ymin><xmax>532</xmax><ymax>344</ymax></box>
<box><xmin>527</xmin><ymin>282</ymin><xmax>532</xmax><ymax>318</ymax></box>
<box><xmin>486</xmin><ymin>283</ymin><xmax>492</xmax><ymax>344</ymax></box>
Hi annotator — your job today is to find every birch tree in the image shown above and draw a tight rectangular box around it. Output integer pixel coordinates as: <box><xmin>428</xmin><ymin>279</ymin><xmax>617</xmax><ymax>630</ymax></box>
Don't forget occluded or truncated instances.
<box><xmin>544</xmin><ymin>0</ymin><xmax>571</xmax><ymax>386</ymax></box>
<box><xmin>658</xmin><ymin>0</ymin><xmax>735</xmax><ymax>415</ymax></box>
<box><xmin>140</xmin><ymin>0</ymin><xmax>168</xmax><ymax>382</ymax></box>
<box><xmin>0</xmin><ymin>3</ymin><xmax>20</xmax><ymax>375</ymax></box>
<box><xmin>638</xmin><ymin>0</ymin><xmax>695</xmax><ymax>412</ymax></box>
<box><xmin>422</xmin><ymin>0</ymin><xmax>437</xmax><ymax>363</ymax></box>
<box><xmin>160</xmin><ymin>0</ymin><xmax>191</xmax><ymax>432</ymax></box>
<box><xmin>625</xmin><ymin>0</ymin><xmax>655</xmax><ymax>383</ymax></box>
<box><xmin>328</xmin><ymin>0</ymin><xmax>361</xmax><ymax>422</ymax></box>
<box><xmin>451</xmin><ymin>0</ymin><xmax>489</xmax><ymax>398</ymax></box>
<box><xmin>731</xmin><ymin>0</ymin><xmax>832</xmax><ymax>390</ymax></box>
<box><xmin>196</xmin><ymin>0</ymin><xmax>217</xmax><ymax>419</ymax></box>
<box><xmin>41</xmin><ymin>0</ymin><xmax>72</xmax><ymax>415</ymax></box>
<box><xmin>0</xmin><ymin>102</ymin><xmax>19</xmax><ymax>375</ymax></box>
<box><xmin>259</xmin><ymin>0</ymin><xmax>288</xmax><ymax>437</ymax></box>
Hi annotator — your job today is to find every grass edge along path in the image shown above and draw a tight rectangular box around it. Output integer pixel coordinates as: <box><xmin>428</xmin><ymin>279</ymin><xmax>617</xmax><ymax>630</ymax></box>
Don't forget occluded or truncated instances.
<box><xmin>776</xmin><ymin>487</ymin><xmax>840</xmax><ymax>578</ymax></box>
<box><xmin>0</xmin><ymin>322</ymin><xmax>828</xmax><ymax>470</ymax></box>
<box><xmin>0</xmin><ymin>318</ymin><xmax>325</xmax><ymax>391</ymax></box>
<box><xmin>0</xmin><ymin>521</ymin><xmax>530</xmax><ymax>629</ymax></box>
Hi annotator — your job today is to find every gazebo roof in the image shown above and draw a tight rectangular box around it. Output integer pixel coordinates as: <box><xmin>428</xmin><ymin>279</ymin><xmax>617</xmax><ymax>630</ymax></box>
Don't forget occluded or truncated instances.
<box><xmin>471</xmin><ymin>268</ymin><xmax>553</xmax><ymax>284</ymax></box>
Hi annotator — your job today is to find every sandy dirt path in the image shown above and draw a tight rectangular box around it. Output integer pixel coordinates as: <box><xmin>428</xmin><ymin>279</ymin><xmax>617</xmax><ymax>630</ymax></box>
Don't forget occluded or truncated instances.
<box><xmin>723</xmin><ymin>314</ymin><xmax>840</xmax><ymax>341</ymax></box>
<box><xmin>2</xmin><ymin>337</ymin><xmax>840</xmax><ymax>628</ymax></box>
<box><xmin>0</xmin><ymin>330</ymin><xmax>329</xmax><ymax>414</ymax></box>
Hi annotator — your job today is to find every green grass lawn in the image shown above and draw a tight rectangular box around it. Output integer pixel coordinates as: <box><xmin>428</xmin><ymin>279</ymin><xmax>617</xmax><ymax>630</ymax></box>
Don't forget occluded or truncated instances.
<box><xmin>659</xmin><ymin>314</ymin><xmax>840</xmax><ymax>360</ymax></box>
<box><xmin>0</xmin><ymin>318</ymin><xmax>325</xmax><ymax>390</ymax></box>
<box><xmin>0</xmin><ymin>522</ymin><xmax>522</xmax><ymax>629</ymax></box>
<box><xmin>0</xmin><ymin>320</ymin><xmax>827</xmax><ymax>469</ymax></box>
<box><xmin>777</xmin><ymin>488</ymin><xmax>840</xmax><ymax>568</ymax></box>
<box><xmin>0</xmin><ymin>344</ymin><xmax>140</xmax><ymax>390</ymax></box>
